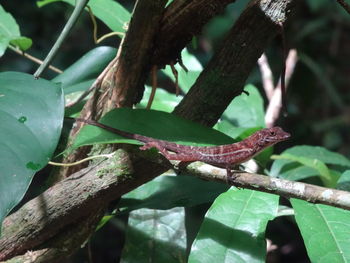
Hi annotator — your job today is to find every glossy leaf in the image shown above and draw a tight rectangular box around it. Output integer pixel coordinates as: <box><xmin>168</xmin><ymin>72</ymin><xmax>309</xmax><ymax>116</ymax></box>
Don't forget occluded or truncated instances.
<box><xmin>121</xmin><ymin>207</ymin><xmax>187</xmax><ymax>263</ymax></box>
<box><xmin>189</xmin><ymin>189</ymin><xmax>279</xmax><ymax>263</ymax></box>
<box><xmin>138</xmin><ymin>86</ymin><xmax>182</xmax><ymax>112</ymax></box>
<box><xmin>0</xmin><ymin>5</ymin><xmax>32</xmax><ymax>56</ymax></box>
<box><xmin>72</xmin><ymin>108</ymin><xmax>235</xmax><ymax>150</ymax></box>
<box><xmin>37</xmin><ymin>0</ymin><xmax>130</xmax><ymax>34</ymax></box>
<box><xmin>221</xmin><ymin>84</ymin><xmax>265</xmax><ymax>130</ymax></box>
<box><xmin>337</xmin><ymin>170</ymin><xmax>350</xmax><ymax>191</ymax></box>
<box><xmin>270</xmin><ymin>146</ymin><xmax>350</xmax><ymax>183</ymax></box>
<box><xmin>119</xmin><ymin>175</ymin><xmax>229</xmax><ymax>212</ymax></box>
<box><xmin>161</xmin><ymin>48</ymin><xmax>203</xmax><ymax>93</ymax></box>
<box><xmin>272</xmin><ymin>153</ymin><xmax>335</xmax><ymax>187</ymax></box>
<box><xmin>291</xmin><ymin>199</ymin><xmax>350</xmax><ymax>263</ymax></box>
<box><xmin>52</xmin><ymin>46</ymin><xmax>117</xmax><ymax>91</ymax></box>
<box><xmin>0</xmin><ymin>72</ymin><xmax>64</xmax><ymax>232</ymax></box>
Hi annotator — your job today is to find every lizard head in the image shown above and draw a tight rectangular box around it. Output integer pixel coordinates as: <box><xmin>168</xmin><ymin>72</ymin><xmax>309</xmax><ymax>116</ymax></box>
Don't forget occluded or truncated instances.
<box><xmin>256</xmin><ymin>127</ymin><xmax>290</xmax><ymax>147</ymax></box>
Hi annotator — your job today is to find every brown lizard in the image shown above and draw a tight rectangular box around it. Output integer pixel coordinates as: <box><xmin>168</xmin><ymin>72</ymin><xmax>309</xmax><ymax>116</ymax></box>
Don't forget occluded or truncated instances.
<box><xmin>72</xmin><ymin>118</ymin><xmax>290</xmax><ymax>177</ymax></box>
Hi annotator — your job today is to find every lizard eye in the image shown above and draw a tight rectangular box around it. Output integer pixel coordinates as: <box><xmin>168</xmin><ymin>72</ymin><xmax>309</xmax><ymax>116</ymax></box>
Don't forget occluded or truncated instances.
<box><xmin>269</xmin><ymin>131</ymin><xmax>276</xmax><ymax>136</ymax></box>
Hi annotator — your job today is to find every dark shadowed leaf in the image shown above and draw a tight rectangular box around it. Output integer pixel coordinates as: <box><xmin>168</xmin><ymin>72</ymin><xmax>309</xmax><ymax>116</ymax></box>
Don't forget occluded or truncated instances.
<box><xmin>0</xmin><ymin>72</ymin><xmax>64</xmax><ymax>232</ymax></box>
<box><xmin>121</xmin><ymin>207</ymin><xmax>187</xmax><ymax>263</ymax></box>
<box><xmin>119</xmin><ymin>175</ymin><xmax>229</xmax><ymax>212</ymax></box>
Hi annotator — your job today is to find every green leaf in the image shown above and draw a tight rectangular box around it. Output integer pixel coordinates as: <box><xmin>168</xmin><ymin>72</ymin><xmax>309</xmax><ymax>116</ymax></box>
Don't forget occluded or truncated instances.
<box><xmin>0</xmin><ymin>5</ymin><xmax>32</xmax><ymax>56</ymax></box>
<box><xmin>37</xmin><ymin>0</ymin><xmax>130</xmax><ymax>34</ymax></box>
<box><xmin>161</xmin><ymin>48</ymin><xmax>203</xmax><ymax>93</ymax></box>
<box><xmin>72</xmin><ymin>108</ymin><xmax>235</xmax><ymax>150</ymax></box>
<box><xmin>270</xmin><ymin>146</ymin><xmax>350</xmax><ymax>183</ymax></box>
<box><xmin>119</xmin><ymin>175</ymin><xmax>229</xmax><ymax>212</ymax></box>
<box><xmin>138</xmin><ymin>86</ymin><xmax>182</xmax><ymax>112</ymax></box>
<box><xmin>337</xmin><ymin>170</ymin><xmax>350</xmax><ymax>191</ymax></box>
<box><xmin>9</xmin><ymin>36</ymin><xmax>32</xmax><ymax>51</ymax></box>
<box><xmin>52</xmin><ymin>46</ymin><xmax>117</xmax><ymax>91</ymax></box>
<box><xmin>272</xmin><ymin>153</ymin><xmax>335</xmax><ymax>187</ymax></box>
<box><xmin>291</xmin><ymin>199</ymin><xmax>350</xmax><ymax>263</ymax></box>
<box><xmin>0</xmin><ymin>72</ymin><xmax>64</xmax><ymax>232</ymax></box>
<box><xmin>121</xmin><ymin>207</ymin><xmax>187</xmax><ymax>263</ymax></box>
<box><xmin>221</xmin><ymin>85</ymin><xmax>265</xmax><ymax>129</ymax></box>
<box><xmin>189</xmin><ymin>189</ymin><xmax>279</xmax><ymax>263</ymax></box>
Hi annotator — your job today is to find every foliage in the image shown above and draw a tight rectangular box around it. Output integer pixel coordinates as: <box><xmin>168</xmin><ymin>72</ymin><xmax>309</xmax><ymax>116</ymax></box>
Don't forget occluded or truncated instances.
<box><xmin>1</xmin><ymin>0</ymin><xmax>350</xmax><ymax>262</ymax></box>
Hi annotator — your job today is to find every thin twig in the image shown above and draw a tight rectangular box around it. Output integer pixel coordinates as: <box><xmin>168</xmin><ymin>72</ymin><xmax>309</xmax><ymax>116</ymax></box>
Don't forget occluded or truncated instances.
<box><xmin>184</xmin><ymin>162</ymin><xmax>350</xmax><ymax>211</ymax></box>
<box><xmin>87</xmin><ymin>5</ymin><xmax>124</xmax><ymax>44</ymax></box>
<box><xmin>49</xmin><ymin>153</ymin><xmax>114</xmax><ymax>167</ymax></box>
<box><xmin>65</xmin><ymin>57</ymin><xmax>118</xmax><ymax>108</ymax></box>
<box><xmin>146</xmin><ymin>65</ymin><xmax>158</xmax><ymax>109</ymax></box>
<box><xmin>265</xmin><ymin>49</ymin><xmax>297</xmax><ymax>128</ymax></box>
<box><xmin>34</xmin><ymin>0</ymin><xmax>88</xmax><ymax>78</ymax></box>
<box><xmin>9</xmin><ymin>45</ymin><xmax>62</xmax><ymax>74</ymax></box>
<box><xmin>170</xmin><ymin>61</ymin><xmax>179</xmax><ymax>96</ymax></box>
<box><xmin>258</xmin><ymin>53</ymin><xmax>275</xmax><ymax>100</ymax></box>
<box><xmin>336</xmin><ymin>0</ymin><xmax>350</xmax><ymax>14</ymax></box>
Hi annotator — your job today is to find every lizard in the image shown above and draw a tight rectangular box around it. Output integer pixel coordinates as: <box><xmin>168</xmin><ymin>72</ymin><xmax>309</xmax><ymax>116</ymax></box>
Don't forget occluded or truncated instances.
<box><xmin>72</xmin><ymin>118</ymin><xmax>291</xmax><ymax>177</ymax></box>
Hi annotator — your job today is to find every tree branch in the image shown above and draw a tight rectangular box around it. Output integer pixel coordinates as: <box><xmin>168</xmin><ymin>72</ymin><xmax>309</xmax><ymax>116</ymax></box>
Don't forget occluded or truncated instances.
<box><xmin>184</xmin><ymin>162</ymin><xmax>350</xmax><ymax>211</ymax></box>
<box><xmin>0</xmin><ymin>149</ymin><xmax>170</xmax><ymax>261</ymax></box>
<box><xmin>152</xmin><ymin>0</ymin><xmax>236</xmax><ymax>68</ymax></box>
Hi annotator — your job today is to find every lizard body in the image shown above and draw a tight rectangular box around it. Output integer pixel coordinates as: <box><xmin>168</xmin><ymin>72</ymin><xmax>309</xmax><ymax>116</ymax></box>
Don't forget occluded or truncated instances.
<box><xmin>73</xmin><ymin>118</ymin><xmax>290</xmax><ymax>176</ymax></box>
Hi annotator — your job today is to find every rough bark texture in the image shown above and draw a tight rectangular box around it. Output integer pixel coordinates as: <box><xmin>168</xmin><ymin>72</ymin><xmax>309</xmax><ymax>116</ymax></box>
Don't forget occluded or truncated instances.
<box><xmin>185</xmin><ymin>162</ymin><xmax>350</xmax><ymax>211</ymax></box>
<box><xmin>0</xmin><ymin>149</ymin><xmax>170</xmax><ymax>261</ymax></box>
<box><xmin>0</xmin><ymin>0</ymin><xmax>296</xmax><ymax>261</ymax></box>
<box><xmin>61</xmin><ymin>0</ymin><xmax>167</xmax><ymax>177</ymax></box>
<box><xmin>174</xmin><ymin>0</ymin><xmax>294</xmax><ymax>126</ymax></box>
<box><xmin>152</xmin><ymin>0</ymin><xmax>236</xmax><ymax>68</ymax></box>
<box><xmin>3</xmin><ymin>208</ymin><xmax>105</xmax><ymax>263</ymax></box>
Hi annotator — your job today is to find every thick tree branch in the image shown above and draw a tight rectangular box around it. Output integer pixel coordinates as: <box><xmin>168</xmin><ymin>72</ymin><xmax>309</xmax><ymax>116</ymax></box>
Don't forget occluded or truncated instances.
<box><xmin>0</xmin><ymin>149</ymin><xmax>170</xmax><ymax>260</ymax></box>
<box><xmin>152</xmin><ymin>0</ymin><xmax>236</xmax><ymax>67</ymax></box>
<box><xmin>3</xmin><ymin>208</ymin><xmax>105</xmax><ymax>263</ymax></box>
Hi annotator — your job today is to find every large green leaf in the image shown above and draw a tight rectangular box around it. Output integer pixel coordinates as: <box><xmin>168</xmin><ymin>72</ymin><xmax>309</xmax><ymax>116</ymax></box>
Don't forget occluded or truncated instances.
<box><xmin>291</xmin><ymin>199</ymin><xmax>350</xmax><ymax>263</ymax></box>
<box><xmin>72</xmin><ymin>108</ymin><xmax>235</xmax><ymax>150</ymax></box>
<box><xmin>0</xmin><ymin>5</ymin><xmax>32</xmax><ymax>56</ymax></box>
<box><xmin>119</xmin><ymin>175</ymin><xmax>229</xmax><ymax>212</ymax></box>
<box><xmin>121</xmin><ymin>207</ymin><xmax>187</xmax><ymax>263</ymax></box>
<box><xmin>270</xmin><ymin>146</ymin><xmax>350</xmax><ymax>183</ymax></box>
<box><xmin>188</xmin><ymin>189</ymin><xmax>279</xmax><ymax>263</ymax></box>
<box><xmin>52</xmin><ymin>46</ymin><xmax>117</xmax><ymax>91</ymax></box>
<box><xmin>272</xmin><ymin>153</ymin><xmax>335</xmax><ymax>187</ymax></box>
<box><xmin>37</xmin><ymin>0</ymin><xmax>130</xmax><ymax>33</ymax></box>
<box><xmin>0</xmin><ymin>72</ymin><xmax>64</xmax><ymax>232</ymax></box>
<box><xmin>138</xmin><ymin>86</ymin><xmax>182</xmax><ymax>112</ymax></box>
<box><xmin>222</xmin><ymin>85</ymin><xmax>265</xmax><ymax>127</ymax></box>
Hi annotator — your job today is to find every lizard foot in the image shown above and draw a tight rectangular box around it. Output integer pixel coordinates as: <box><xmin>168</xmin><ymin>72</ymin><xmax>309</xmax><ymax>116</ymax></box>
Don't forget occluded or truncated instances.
<box><xmin>139</xmin><ymin>142</ymin><xmax>158</xmax><ymax>151</ymax></box>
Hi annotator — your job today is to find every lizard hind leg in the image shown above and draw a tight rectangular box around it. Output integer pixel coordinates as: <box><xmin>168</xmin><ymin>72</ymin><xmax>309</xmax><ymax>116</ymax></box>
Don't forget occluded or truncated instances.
<box><xmin>140</xmin><ymin>142</ymin><xmax>197</xmax><ymax>161</ymax></box>
<box><xmin>139</xmin><ymin>141</ymin><xmax>179</xmax><ymax>160</ymax></box>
